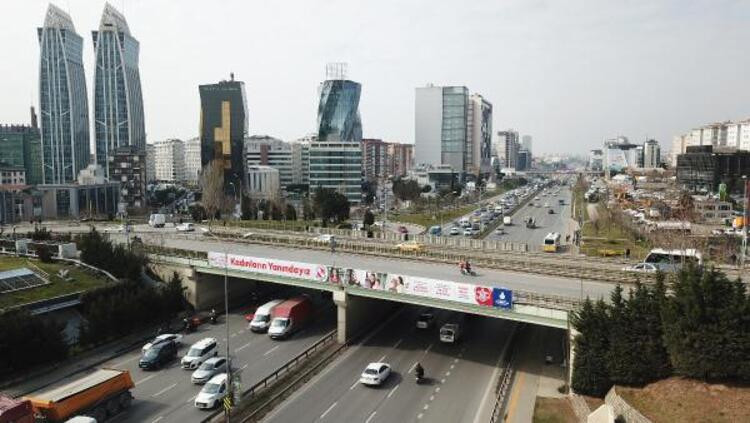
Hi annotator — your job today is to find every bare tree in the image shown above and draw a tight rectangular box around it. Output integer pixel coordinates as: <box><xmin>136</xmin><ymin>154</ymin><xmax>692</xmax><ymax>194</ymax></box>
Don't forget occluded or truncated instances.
<box><xmin>200</xmin><ymin>160</ymin><xmax>228</xmax><ymax>223</ymax></box>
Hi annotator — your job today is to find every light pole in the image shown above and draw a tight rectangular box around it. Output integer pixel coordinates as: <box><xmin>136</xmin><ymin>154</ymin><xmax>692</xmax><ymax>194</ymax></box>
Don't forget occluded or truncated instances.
<box><xmin>200</xmin><ymin>227</ymin><xmax>232</xmax><ymax>418</ymax></box>
<box><xmin>741</xmin><ymin>176</ymin><xmax>748</xmax><ymax>270</ymax></box>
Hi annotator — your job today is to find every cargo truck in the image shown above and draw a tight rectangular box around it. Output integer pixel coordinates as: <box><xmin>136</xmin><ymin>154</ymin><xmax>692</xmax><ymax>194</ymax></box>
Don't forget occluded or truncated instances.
<box><xmin>268</xmin><ymin>296</ymin><xmax>313</xmax><ymax>339</ymax></box>
<box><xmin>23</xmin><ymin>368</ymin><xmax>134</xmax><ymax>422</ymax></box>
<box><xmin>439</xmin><ymin>314</ymin><xmax>465</xmax><ymax>343</ymax></box>
<box><xmin>0</xmin><ymin>395</ymin><xmax>33</xmax><ymax>423</ymax></box>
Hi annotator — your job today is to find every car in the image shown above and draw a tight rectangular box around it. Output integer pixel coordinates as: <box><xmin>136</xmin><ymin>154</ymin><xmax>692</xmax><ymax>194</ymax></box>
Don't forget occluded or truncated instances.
<box><xmin>313</xmin><ymin>234</ymin><xmax>335</xmax><ymax>243</ymax></box>
<box><xmin>142</xmin><ymin>333</ymin><xmax>183</xmax><ymax>353</ymax></box>
<box><xmin>548</xmin><ymin>209</ymin><xmax>555</xmax><ymax>214</ymax></box>
<box><xmin>416</xmin><ymin>312</ymin><xmax>435</xmax><ymax>329</ymax></box>
<box><xmin>622</xmin><ymin>263</ymin><xmax>658</xmax><ymax>273</ymax></box>
<box><xmin>181</xmin><ymin>338</ymin><xmax>219</xmax><ymax>370</ymax></box>
<box><xmin>543</xmin><ymin>203</ymin><xmax>550</xmax><ymax>208</ymax></box>
<box><xmin>360</xmin><ymin>362</ymin><xmax>392</xmax><ymax>386</ymax></box>
<box><xmin>396</xmin><ymin>242</ymin><xmax>425</xmax><ymax>253</ymax></box>
<box><xmin>528</xmin><ymin>203</ymin><xmax>534</xmax><ymax>207</ymax></box>
<box><xmin>463</xmin><ymin>228</ymin><xmax>473</xmax><ymax>236</ymax></box>
<box><xmin>449</xmin><ymin>227</ymin><xmax>460</xmax><ymax>236</ymax></box>
<box><xmin>176</xmin><ymin>223</ymin><xmax>195</xmax><ymax>232</ymax></box>
<box><xmin>139</xmin><ymin>340</ymin><xmax>177</xmax><ymax>370</ymax></box>
<box><xmin>194</xmin><ymin>373</ymin><xmax>228</xmax><ymax>409</ymax></box>
<box><xmin>495</xmin><ymin>227</ymin><xmax>505</xmax><ymax>234</ymax></box>
<box><xmin>191</xmin><ymin>356</ymin><xmax>228</xmax><ymax>384</ymax></box>
<box><xmin>711</xmin><ymin>228</ymin><xmax>725</xmax><ymax>235</ymax></box>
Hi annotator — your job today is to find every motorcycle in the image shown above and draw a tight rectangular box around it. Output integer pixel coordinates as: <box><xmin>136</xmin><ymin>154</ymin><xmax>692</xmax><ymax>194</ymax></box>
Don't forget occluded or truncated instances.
<box><xmin>209</xmin><ymin>313</ymin><xmax>218</xmax><ymax>325</ymax></box>
<box><xmin>415</xmin><ymin>365</ymin><xmax>425</xmax><ymax>384</ymax></box>
<box><xmin>459</xmin><ymin>264</ymin><xmax>477</xmax><ymax>276</ymax></box>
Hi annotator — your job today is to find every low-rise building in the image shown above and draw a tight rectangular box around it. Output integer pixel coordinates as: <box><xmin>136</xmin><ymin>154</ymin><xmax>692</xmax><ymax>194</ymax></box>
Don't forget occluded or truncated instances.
<box><xmin>245</xmin><ymin>165</ymin><xmax>280</xmax><ymax>200</ymax></box>
<box><xmin>693</xmin><ymin>195</ymin><xmax>733</xmax><ymax>224</ymax></box>
<box><xmin>676</xmin><ymin>146</ymin><xmax>750</xmax><ymax>194</ymax></box>
<box><xmin>37</xmin><ymin>182</ymin><xmax>120</xmax><ymax>219</ymax></box>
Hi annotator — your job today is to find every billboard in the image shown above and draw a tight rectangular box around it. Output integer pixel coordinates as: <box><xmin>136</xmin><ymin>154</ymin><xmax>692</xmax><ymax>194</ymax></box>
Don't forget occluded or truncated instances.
<box><xmin>208</xmin><ymin>252</ymin><xmax>328</xmax><ymax>283</ymax></box>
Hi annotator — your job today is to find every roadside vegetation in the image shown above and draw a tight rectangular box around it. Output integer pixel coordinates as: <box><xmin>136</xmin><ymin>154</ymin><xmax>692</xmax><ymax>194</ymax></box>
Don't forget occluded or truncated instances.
<box><xmin>571</xmin><ymin>268</ymin><xmax>750</xmax><ymax>398</ymax></box>
<box><xmin>532</xmin><ymin>397</ymin><xmax>578</xmax><ymax>423</ymax></box>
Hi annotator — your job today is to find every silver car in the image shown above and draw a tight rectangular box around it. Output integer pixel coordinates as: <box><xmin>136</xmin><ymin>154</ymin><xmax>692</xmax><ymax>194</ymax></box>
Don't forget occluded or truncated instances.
<box><xmin>191</xmin><ymin>356</ymin><xmax>228</xmax><ymax>384</ymax></box>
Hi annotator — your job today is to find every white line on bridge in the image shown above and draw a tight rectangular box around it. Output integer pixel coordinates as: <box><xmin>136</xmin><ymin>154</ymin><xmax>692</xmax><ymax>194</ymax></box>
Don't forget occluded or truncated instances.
<box><xmin>151</xmin><ymin>417</ymin><xmax>163</xmax><ymax>423</ymax></box>
<box><xmin>387</xmin><ymin>384</ymin><xmax>399</xmax><ymax>399</ymax></box>
<box><xmin>111</xmin><ymin>355</ymin><xmax>139</xmax><ymax>368</ymax></box>
<box><xmin>264</xmin><ymin>345</ymin><xmax>279</xmax><ymax>356</ymax></box>
<box><xmin>186</xmin><ymin>394</ymin><xmax>197</xmax><ymax>404</ymax></box>
<box><xmin>365</xmin><ymin>411</ymin><xmax>377</xmax><ymax>423</ymax></box>
<box><xmin>349</xmin><ymin>380</ymin><xmax>359</xmax><ymax>390</ymax></box>
<box><xmin>153</xmin><ymin>383</ymin><xmax>177</xmax><ymax>397</ymax></box>
<box><xmin>320</xmin><ymin>401</ymin><xmax>337</xmax><ymax>419</ymax></box>
<box><xmin>393</xmin><ymin>338</ymin><xmax>403</xmax><ymax>349</ymax></box>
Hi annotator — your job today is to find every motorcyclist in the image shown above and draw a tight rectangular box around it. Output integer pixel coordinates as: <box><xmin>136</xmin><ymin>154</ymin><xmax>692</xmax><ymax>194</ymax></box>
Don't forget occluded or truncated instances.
<box><xmin>414</xmin><ymin>362</ymin><xmax>424</xmax><ymax>380</ymax></box>
<box><xmin>209</xmin><ymin>308</ymin><xmax>217</xmax><ymax>323</ymax></box>
<box><xmin>458</xmin><ymin>260</ymin><xmax>466</xmax><ymax>273</ymax></box>
<box><xmin>464</xmin><ymin>260</ymin><xmax>472</xmax><ymax>274</ymax></box>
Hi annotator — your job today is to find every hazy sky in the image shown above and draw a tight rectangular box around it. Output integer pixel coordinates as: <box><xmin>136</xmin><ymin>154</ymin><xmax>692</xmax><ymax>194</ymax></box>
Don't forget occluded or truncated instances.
<box><xmin>2</xmin><ymin>0</ymin><xmax>749</xmax><ymax>154</ymax></box>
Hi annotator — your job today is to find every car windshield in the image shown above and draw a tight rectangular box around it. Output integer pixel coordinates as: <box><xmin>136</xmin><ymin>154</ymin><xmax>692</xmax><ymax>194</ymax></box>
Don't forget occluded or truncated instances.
<box><xmin>364</xmin><ymin>368</ymin><xmax>379</xmax><ymax>375</ymax></box>
<box><xmin>253</xmin><ymin>314</ymin><xmax>269</xmax><ymax>323</ymax></box>
<box><xmin>187</xmin><ymin>347</ymin><xmax>202</xmax><ymax>357</ymax></box>
<box><xmin>271</xmin><ymin>318</ymin><xmax>289</xmax><ymax>328</ymax></box>
<box><xmin>198</xmin><ymin>361</ymin><xmax>215</xmax><ymax>370</ymax></box>
<box><xmin>143</xmin><ymin>349</ymin><xmax>159</xmax><ymax>359</ymax></box>
<box><xmin>202</xmin><ymin>382</ymin><xmax>221</xmax><ymax>394</ymax></box>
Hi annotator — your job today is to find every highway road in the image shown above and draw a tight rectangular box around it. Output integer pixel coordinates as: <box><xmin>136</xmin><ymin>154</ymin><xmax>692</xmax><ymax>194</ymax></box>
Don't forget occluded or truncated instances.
<box><xmin>133</xmin><ymin>234</ymin><xmax>618</xmax><ymax>300</ymax></box>
<box><xmin>485</xmin><ymin>186</ymin><xmax>574</xmax><ymax>247</ymax></box>
<box><xmin>263</xmin><ymin>306</ymin><xmax>515</xmax><ymax>423</ymax></box>
<box><xmin>85</xmin><ymin>304</ymin><xmax>338</xmax><ymax>423</ymax></box>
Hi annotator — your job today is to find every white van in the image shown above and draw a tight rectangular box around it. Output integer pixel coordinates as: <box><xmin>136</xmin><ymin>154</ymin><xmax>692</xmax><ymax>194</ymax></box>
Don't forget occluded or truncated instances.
<box><xmin>149</xmin><ymin>213</ymin><xmax>166</xmax><ymax>228</ymax></box>
<box><xmin>249</xmin><ymin>299</ymin><xmax>285</xmax><ymax>333</ymax></box>
<box><xmin>181</xmin><ymin>337</ymin><xmax>219</xmax><ymax>370</ymax></box>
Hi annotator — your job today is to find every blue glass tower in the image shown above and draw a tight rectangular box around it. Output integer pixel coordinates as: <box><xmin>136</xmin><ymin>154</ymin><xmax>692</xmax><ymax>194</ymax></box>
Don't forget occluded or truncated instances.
<box><xmin>317</xmin><ymin>79</ymin><xmax>362</xmax><ymax>142</ymax></box>
<box><xmin>37</xmin><ymin>4</ymin><xmax>90</xmax><ymax>184</ymax></box>
<box><xmin>92</xmin><ymin>3</ymin><xmax>145</xmax><ymax>177</ymax></box>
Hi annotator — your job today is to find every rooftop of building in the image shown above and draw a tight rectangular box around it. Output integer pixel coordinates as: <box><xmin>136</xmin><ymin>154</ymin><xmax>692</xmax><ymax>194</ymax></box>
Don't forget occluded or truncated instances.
<box><xmin>97</xmin><ymin>2</ymin><xmax>130</xmax><ymax>35</ymax></box>
<box><xmin>42</xmin><ymin>3</ymin><xmax>75</xmax><ymax>32</ymax></box>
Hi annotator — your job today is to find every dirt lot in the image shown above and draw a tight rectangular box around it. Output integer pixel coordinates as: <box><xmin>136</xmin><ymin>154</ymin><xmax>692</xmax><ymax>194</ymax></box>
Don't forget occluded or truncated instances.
<box><xmin>532</xmin><ymin>397</ymin><xmax>578</xmax><ymax>423</ymax></box>
<box><xmin>617</xmin><ymin>377</ymin><xmax>750</xmax><ymax>423</ymax></box>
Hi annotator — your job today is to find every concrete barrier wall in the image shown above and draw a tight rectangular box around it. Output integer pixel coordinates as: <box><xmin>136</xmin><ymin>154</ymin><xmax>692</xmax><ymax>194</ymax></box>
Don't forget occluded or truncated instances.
<box><xmin>334</xmin><ymin>290</ymin><xmax>398</xmax><ymax>343</ymax></box>
<box><xmin>605</xmin><ymin>386</ymin><xmax>652</xmax><ymax>423</ymax></box>
<box><xmin>569</xmin><ymin>394</ymin><xmax>591</xmax><ymax>423</ymax></box>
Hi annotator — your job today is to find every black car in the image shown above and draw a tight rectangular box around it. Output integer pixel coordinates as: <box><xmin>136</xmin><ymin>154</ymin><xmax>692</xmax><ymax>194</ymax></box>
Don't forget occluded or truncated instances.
<box><xmin>139</xmin><ymin>340</ymin><xmax>177</xmax><ymax>370</ymax></box>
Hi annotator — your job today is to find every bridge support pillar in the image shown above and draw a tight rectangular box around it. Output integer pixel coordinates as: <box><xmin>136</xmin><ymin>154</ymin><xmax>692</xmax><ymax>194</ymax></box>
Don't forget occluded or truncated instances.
<box><xmin>333</xmin><ymin>290</ymin><xmax>396</xmax><ymax>344</ymax></box>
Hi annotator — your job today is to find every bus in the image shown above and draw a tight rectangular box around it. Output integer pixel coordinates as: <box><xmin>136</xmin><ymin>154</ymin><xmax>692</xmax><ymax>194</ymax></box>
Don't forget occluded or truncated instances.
<box><xmin>643</xmin><ymin>248</ymin><xmax>703</xmax><ymax>272</ymax></box>
<box><xmin>543</xmin><ymin>232</ymin><xmax>561</xmax><ymax>252</ymax></box>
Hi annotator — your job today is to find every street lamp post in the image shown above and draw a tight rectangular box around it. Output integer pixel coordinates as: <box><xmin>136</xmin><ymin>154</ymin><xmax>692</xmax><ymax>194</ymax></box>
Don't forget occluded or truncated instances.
<box><xmin>741</xmin><ymin>176</ymin><xmax>748</xmax><ymax>270</ymax></box>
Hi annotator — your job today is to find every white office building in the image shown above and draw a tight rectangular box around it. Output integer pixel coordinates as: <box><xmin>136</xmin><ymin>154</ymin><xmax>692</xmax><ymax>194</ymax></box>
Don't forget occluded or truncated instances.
<box><xmin>521</xmin><ymin>135</ymin><xmax>532</xmax><ymax>153</ymax></box>
<box><xmin>184</xmin><ymin>137</ymin><xmax>201</xmax><ymax>184</ymax></box>
<box><xmin>245</xmin><ymin>165</ymin><xmax>280</xmax><ymax>200</ymax></box>
<box><xmin>244</xmin><ymin>135</ymin><xmax>305</xmax><ymax>190</ymax></box>
<box><xmin>153</xmin><ymin>139</ymin><xmax>185</xmax><ymax>182</ymax></box>
<box><xmin>497</xmin><ymin>130</ymin><xmax>520</xmax><ymax>169</ymax></box>
<box><xmin>643</xmin><ymin>139</ymin><xmax>660</xmax><ymax>168</ymax></box>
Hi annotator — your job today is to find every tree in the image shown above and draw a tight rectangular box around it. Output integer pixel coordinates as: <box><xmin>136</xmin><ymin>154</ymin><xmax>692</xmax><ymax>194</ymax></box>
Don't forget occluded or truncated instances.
<box><xmin>571</xmin><ymin>298</ymin><xmax>612</xmax><ymax>396</ymax></box>
<box><xmin>361</xmin><ymin>180</ymin><xmax>377</xmax><ymax>206</ymax></box>
<box><xmin>200</xmin><ymin>160</ymin><xmax>228</xmax><ymax>221</ymax></box>
<box><xmin>312</xmin><ymin>188</ymin><xmax>350</xmax><ymax>225</ymax></box>
<box><xmin>189</xmin><ymin>204</ymin><xmax>207</xmax><ymax>222</ymax></box>
<box><xmin>363</xmin><ymin>209</ymin><xmax>375</xmax><ymax>228</ymax></box>
<box><xmin>392</xmin><ymin>178</ymin><xmax>421</xmax><ymax>202</ymax></box>
<box><xmin>241</xmin><ymin>195</ymin><xmax>255</xmax><ymax>220</ymax></box>
<box><xmin>285</xmin><ymin>204</ymin><xmax>297</xmax><ymax>221</ymax></box>
<box><xmin>661</xmin><ymin>266</ymin><xmax>750</xmax><ymax>380</ymax></box>
<box><xmin>302</xmin><ymin>197</ymin><xmax>315</xmax><ymax>221</ymax></box>
<box><xmin>270</xmin><ymin>202</ymin><xmax>283</xmax><ymax>221</ymax></box>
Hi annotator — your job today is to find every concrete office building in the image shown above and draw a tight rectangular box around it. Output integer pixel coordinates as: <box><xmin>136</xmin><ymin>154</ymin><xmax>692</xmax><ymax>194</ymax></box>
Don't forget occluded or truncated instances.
<box><xmin>589</xmin><ymin>149</ymin><xmax>604</xmax><ymax>171</ymax></box>
<box><xmin>199</xmin><ymin>74</ymin><xmax>248</xmax><ymax>189</ymax></box>
<box><xmin>362</xmin><ymin>138</ymin><xmax>388</xmax><ymax>182</ymax></box>
<box><xmin>0</xmin><ymin>167</ymin><xmax>26</xmax><ymax>186</ymax></box>
<box><xmin>184</xmin><ymin>137</ymin><xmax>201</xmax><ymax>184</ymax></box>
<box><xmin>245</xmin><ymin>135</ymin><xmax>305</xmax><ymax>189</ymax></box>
<box><xmin>643</xmin><ymin>139</ymin><xmax>661</xmax><ymax>168</ymax></box>
<box><xmin>0</xmin><ymin>122</ymin><xmax>43</xmax><ymax>185</ymax></box>
<box><xmin>154</xmin><ymin>139</ymin><xmax>186</xmax><ymax>182</ymax></box>
<box><xmin>521</xmin><ymin>135</ymin><xmax>533</xmax><ymax>153</ymax></box>
<box><xmin>245</xmin><ymin>165</ymin><xmax>280</xmax><ymax>200</ymax></box>
<box><xmin>676</xmin><ymin>146</ymin><xmax>750</xmax><ymax>194</ymax></box>
<box><xmin>107</xmin><ymin>146</ymin><xmax>146</xmax><ymax>210</ymax></box>
<box><xmin>310</xmin><ymin>64</ymin><xmax>363</xmax><ymax>204</ymax></box>
<box><xmin>467</xmin><ymin>94</ymin><xmax>493</xmax><ymax>175</ymax></box>
<box><xmin>517</xmin><ymin>149</ymin><xmax>532</xmax><ymax>171</ymax></box>
<box><xmin>92</xmin><ymin>4</ymin><xmax>146</xmax><ymax>177</ymax></box>
<box><xmin>38</xmin><ymin>4</ymin><xmax>90</xmax><ymax>184</ymax></box>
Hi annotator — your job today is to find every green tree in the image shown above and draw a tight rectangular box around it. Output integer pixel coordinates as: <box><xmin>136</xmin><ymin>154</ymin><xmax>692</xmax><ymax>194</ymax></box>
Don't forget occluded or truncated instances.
<box><xmin>302</xmin><ymin>197</ymin><xmax>315</xmax><ymax>221</ymax></box>
<box><xmin>240</xmin><ymin>195</ymin><xmax>255</xmax><ymax>220</ymax></box>
<box><xmin>571</xmin><ymin>298</ymin><xmax>612</xmax><ymax>396</ymax></box>
<box><xmin>312</xmin><ymin>188</ymin><xmax>350</xmax><ymax>225</ymax></box>
<box><xmin>363</xmin><ymin>209</ymin><xmax>375</xmax><ymax>228</ymax></box>
<box><xmin>270</xmin><ymin>202</ymin><xmax>283</xmax><ymax>221</ymax></box>
<box><xmin>285</xmin><ymin>204</ymin><xmax>297</xmax><ymax>221</ymax></box>
<box><xmin>661</xmin><ymin>266</ymin><xmax>750</xmax><ymax>380</ymax></box>
<box><xmin>392</xmin><ymin>178</ymin><xmax>421</xmax><ymax>202</ymax></box>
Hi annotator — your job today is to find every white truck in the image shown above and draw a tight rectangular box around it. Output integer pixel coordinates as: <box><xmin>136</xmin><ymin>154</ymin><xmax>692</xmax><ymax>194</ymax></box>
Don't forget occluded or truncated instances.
<box><xmin>439</xmin><ymin>314</ymin><xmax>465</xmax><ymax>343</ymax></box>
<box><xmin>503</xmin><ymin>216</ymin><xmax>512</xmax><ymax>226</ymax></box>
<box><xmin>149</xmin><ymin>213</ymin><xmax>166</xmax><ymax>228</ymax></box>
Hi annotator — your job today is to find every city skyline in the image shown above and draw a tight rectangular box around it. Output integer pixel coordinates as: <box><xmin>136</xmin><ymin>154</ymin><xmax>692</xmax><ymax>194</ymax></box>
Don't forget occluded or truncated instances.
<box><xmin>3</xmin><ymin>1</ymin><xmax>750</xmax><ymax>154</ymax></box>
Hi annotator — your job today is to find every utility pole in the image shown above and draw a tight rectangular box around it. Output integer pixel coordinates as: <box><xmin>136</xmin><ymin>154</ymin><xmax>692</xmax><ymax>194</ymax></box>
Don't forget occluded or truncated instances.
<box><xmin>741</xmin><ymin>177</ymin><xmax>748</xmax><ymax>270</ymax></box>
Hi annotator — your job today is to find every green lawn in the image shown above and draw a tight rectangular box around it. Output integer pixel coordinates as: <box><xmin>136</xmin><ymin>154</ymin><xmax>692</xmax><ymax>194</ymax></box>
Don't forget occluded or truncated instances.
<box><xmin>0</xmin><ymin>256</ymin><xmax>107</xmax><ymax>310</ymax></box>
<box><xmin>532</xmin><ymin>397</ymin><xmax>578</xmax><ymax>423</ymax></box>
<box><xmin>225</xmin><ymin>219</ymin><xmax>312</xmax><ymax>232</ymax></box>
<box><xmin>391</xmin><ymin>204</ymin><xmax>477</xmax><ymax>229</ymax></box>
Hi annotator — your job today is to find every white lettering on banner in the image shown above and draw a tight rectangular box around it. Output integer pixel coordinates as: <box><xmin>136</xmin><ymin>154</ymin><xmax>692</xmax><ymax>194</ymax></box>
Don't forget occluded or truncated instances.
<box><xmin>208</xmin><ymin>252</ymin><xmax>327</xmax><ymax>282</ymax></box>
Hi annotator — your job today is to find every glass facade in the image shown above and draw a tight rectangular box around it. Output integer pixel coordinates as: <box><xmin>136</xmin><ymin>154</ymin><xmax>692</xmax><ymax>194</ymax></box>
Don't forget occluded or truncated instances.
<box><xmin>317</xmin><ymin>80</ymin><xmax>362</xmax><ymax>142</ymax></box>
<box><xmin>92</xmin><ymin>4</ymin><xmax>145</xmax><ymax>177</ymax></box>
<box><xmin>441</xmin><ymin>87</ymin><xmax>468</xmax><ymax>172</ymax></box>
<box><xmin>0</xmin><ymin>126</ymin><xmax>43</xmax><ymax>185</ymax></box>
<box><xmin>309</xmin><ymin>142</ymin><xmax>363</xmax><ymax>203</ymax></box>
<box><xmin>37</xmin><ymin>4</ymin><xmax>90</xmax><ymax>184</ymax></box>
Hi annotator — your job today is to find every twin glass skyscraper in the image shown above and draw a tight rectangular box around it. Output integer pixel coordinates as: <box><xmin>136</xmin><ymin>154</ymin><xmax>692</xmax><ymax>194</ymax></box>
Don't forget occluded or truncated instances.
<box><xmin>37</xmin><ymin>3</ymin><xmax>144</xmax><ymax>185</ymax></box>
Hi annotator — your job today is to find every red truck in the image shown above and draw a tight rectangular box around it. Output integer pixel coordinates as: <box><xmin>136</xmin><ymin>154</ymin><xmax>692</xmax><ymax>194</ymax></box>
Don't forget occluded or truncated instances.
<box><xmin>0</xmin><ymin>395</ymin><xmax>33</xmax><ymax>423</ymax></box>
<box><xmin>267</xmin><ymin>296</ymin><xmax>313</xmax><ymax>339</ymax></box>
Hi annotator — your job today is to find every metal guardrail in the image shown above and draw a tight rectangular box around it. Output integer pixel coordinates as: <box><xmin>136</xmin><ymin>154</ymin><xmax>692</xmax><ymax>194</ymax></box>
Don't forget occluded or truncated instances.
<box><xmin>200</xmin><ymin>329</ymin><xmax>339</xmax><ymax>423</ymax></box>
<box><xmin>6</xmin><ymin>290</ymin><xmax>83</xmax><ymax>315</ymax></box>
<box><xmin>489</xmin><ymin>326</ymin><xmax>523</xmax><ymax>423</ymax></box>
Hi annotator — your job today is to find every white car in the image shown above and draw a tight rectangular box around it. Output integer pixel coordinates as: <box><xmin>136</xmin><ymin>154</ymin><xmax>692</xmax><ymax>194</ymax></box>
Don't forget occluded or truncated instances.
<box><xmin>360</xmin><ymin>362</ymin><xmax>392</xmax><ymax>386</ymax></box>
<box><xmin>449</xmin><ymin>227</ymin><xmax>460</xmax><ymax>236</ymax></box>
<box><xmin>194</xmin><ymin>373</ymin><xmax>228</xmax><ymax>409</ymax></box>
<box><xmin>176</xmin><ymin>223</ymin><xmax>195</xmax><ymax>232</ymax></box>
<box><xmin>142</xmin><ymin>333</ymin><xmax>183</xmax><ymax>353</ymax></box>
<box><xmin>191</xmin><ymin>356</ymin><xmax>228</xmax><ymax>384</ymax></box>
<box><xmin>463</xmin><ymin>228</ymin><xmax>473</xmax><ymax>236</ymax></box>
<box><xmin>313</xmin><ymin>234</ymin><xmax>335</xmax><ymax>243</ymax></box>
<box><xmin>495</xmin><ymin>227</ymin><xmax>505</xmax><ymax>235</ymax></box>
<box><xmin>622</xmin><ymin>263</ymin><xmax>658</xmax><ymax>273</ymax></box>
<box><xmin>181</xmin><ymin>337</ymin><xmax>219</xmax><ymax>370</ymax></box>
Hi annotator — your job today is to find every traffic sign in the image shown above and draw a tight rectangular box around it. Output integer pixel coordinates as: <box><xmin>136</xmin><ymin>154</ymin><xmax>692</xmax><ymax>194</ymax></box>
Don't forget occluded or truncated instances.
<box><xmin>223</xmin><ymin>396</ymin><xmax>233</xmax><ymax>410</ymax></box>
<box><xmin>492</xmin><ymin>288</ymin><xmax>513</xmax><ymax>309</ymax></box>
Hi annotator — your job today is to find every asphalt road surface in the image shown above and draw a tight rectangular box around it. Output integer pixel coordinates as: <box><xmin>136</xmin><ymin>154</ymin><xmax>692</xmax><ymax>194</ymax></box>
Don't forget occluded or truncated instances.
<box><xmin>263</xmin><ymin>306</ymin><xmax>515</xmax><ymax>423</ymax></box>
<box><xmin>90</xmin><ymin>305</ymin><xmax>338</xmax><ymax>423</ymax></box>
<box><xmin>133</xmin><ymin>234</ymin><xmax>617</xmax><ymax>300</ymax></box>
<box><xmin>485</xmin><ymin>186</ymin><xmax>573</xmax><ymax>246</ymax></box>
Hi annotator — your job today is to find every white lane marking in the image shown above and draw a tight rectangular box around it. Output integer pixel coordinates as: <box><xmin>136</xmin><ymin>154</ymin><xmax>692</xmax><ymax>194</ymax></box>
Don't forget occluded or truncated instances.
<box><xmin>430</xmin><ymin>395</ymin><xmax>435</xmax><ymax>401</ymax></box>
<box><xmin>387</xmin><ymin>384</ymin><xmax>399</xmax><ymax>399</ymax></box>
<box><xmin>423</xmin><ymin>404</ymin><xmax>429</xmax><ymax>410</ymax></box>
<box><xmin>111</xmin><ymin>355</ymin><xmax>139</xmax><ymax>368</ymax></box>
<box><xmin>320</xmin><ymin>401</ymin><xmax>337</xmax><ymax>419</ymax></box>
<box><xmin>186</xmin><ymin>394</ymin><xmax>197</xmax><ymax>404</ymax></box>
<box><xmin>349</xmin><ymin>380</ymin><xmax>359</xmax><ymax>390</ymax></box>
<box><xmin>152</xmin><ymin>383</ymin><xmax>177</xmax><ymax>397</ymax></box>
<box><xmin>435</xmin><ymin>387</ymin><xmax>440</xmax><ymax>393</ymax></box>
<box><xmin>365</xmin><ymin>411</ymin><xmax>377</xmax><ymax>423</ymax></box>
<box><xmin>234</xmin><ymin>341</ymin><xmax>252</xmax><ymax>353</ymax></box>
<box><xmin>134</xmin><ymin>374</ymin><xmax>156</xmax><ymax>386</ymax></box>
<box><xmin>151</xmin><ymin>417</ymin><xmax>164</xmax><ymax>423</ymax></box>
<box><xmin>424</xmin><ymin>343</ymin><xmax>433</xmax><ymax>354</ymax></box>
<box><xmin>441</xmin><ymin>378</ymin><xmax>446</xmax><ymax>384</ymax></box>
<box><xmin>230</xmin><ymin>333</ymin><xmax>238</xmax><ymax>338</ymax></box>
<box><xmin>393</xmin><ymin>338</ymin><xmax>403</xmax><ymax>349</ymax></box>
<box><xmin>417</xmin><ymin>413</ymin><xmax>424</xmax><ymax>419</ymax></box>
<box><xmin>264</xmin><ymin>345</ymin><xmax>280</xmax><ymax>356</ymax></box>
<box><xmin>445</xmin><ymin>371</ymin><xmax>451</xmax><ymax>376</ymax></box>
<box><xmin>454</xmin><ymin>358</ymin><xmax>459</xmax><ymax>363</ymax></box>
<box><xmin>450</xmin><ymin>364</ymin><xmax>455</xmax><ymax>370</ymax></box>
<box><xmin>241</xmin><ymin>363</ymin><xmax>248</xmax><ymax>370</ymax></box>
<box><xmin>409</xmin><ymin>361</ymin><xmax>418</xmax><ymax>373</ymax></box>
<box><xmin>238</xmin><ymin>329</ymin><xmax>245</xmax><ymax>334</ymax></box>
<box><xmin>378</xmin><ymin>354</ymin><xmax>387</xmax><ymax>362</ymax></box>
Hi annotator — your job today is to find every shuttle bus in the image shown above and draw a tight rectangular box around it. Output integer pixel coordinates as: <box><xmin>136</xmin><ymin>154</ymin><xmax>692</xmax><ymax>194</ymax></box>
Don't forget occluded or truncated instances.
<box><xmin>542</xmin><ymin>232</ymin><xmax>561</xmax><ymax>252</ymax></box>
<box><xmin>643</xmin><ymin>248</ymin><xmax>702</xmax><ymax>272</ymax></box>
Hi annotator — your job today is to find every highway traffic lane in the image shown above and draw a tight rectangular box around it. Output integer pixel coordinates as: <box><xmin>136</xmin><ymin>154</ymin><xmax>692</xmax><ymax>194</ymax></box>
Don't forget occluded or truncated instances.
<box><xmin>106</xmin><ymin>309</ymin><xmax>336</xmax><ymax>423</ymax></box>
<box><xmin>486</xmin><ymin>188</ymin><xmax>572</xmax><ymax>246</ymax></box>
<box><xmin>152</xmin><ymin>236</ymin><xmax>617</xmax><ymax>300</ymax></box>
<box><xmin>373</xmin><ymin>317</ymin><xmax>515</xmax><ymax>423</ymax></box>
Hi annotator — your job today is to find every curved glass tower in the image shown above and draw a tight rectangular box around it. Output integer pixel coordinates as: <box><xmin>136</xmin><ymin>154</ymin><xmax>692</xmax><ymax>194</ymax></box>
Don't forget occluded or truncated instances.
<box><xmin>92</xmin><ymin>3</ymin><xmax>145</xmax><ymax>176</ymax></box>
<box><xmin>37</xmin><ymin>4</ymin><xmax>90</xmax><ymax>184</ymax></box>
<box><xmin>316</xmin><ymin>80</ymin><xmax>362</xmax><ymax>142</ymax></box>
